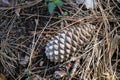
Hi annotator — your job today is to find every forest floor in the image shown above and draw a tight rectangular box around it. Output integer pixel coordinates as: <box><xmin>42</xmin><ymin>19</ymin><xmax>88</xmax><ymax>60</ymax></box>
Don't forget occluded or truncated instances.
<box><xmin>0</xmin><ymin>0</ymin><xmax>120</xmax><ymax>80</ymax></box>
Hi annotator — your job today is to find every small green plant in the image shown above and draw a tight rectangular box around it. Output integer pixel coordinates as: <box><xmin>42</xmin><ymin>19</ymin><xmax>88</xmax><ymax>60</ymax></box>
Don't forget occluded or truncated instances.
<box><xmin>45</xmin><ymin>0</ymin><xmax>63</xmax><ymax>14</ymax></box>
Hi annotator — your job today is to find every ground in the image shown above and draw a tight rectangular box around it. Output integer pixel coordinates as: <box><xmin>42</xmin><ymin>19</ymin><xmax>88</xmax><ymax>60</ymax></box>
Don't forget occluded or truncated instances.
<box><xmin>0</xmin><ymin>0</ymin><xmax>120</xmax><ymax>80</ymax></box>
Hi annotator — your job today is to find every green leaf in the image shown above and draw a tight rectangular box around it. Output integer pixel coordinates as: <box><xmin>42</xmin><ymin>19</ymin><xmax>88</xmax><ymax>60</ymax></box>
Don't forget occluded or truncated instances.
<box><xmin>48</xmin><ymin>2</ymin><xmax>56</xmax><ymax>14</ymax></box>
<box><xmin>45</xmin><ymin>0</ymin><xmax>48</xmax><ymax>2</ymax></box>
<box><xmin>45</xmin><ymin>0</ymin><xmax>49</xmax><ymax>3</ymax></box>
<box><xmin>54</xmin><ymin>0</ymin><xmax>63</xmax><ymax>7</ymax></box>
<box><xmin>63</xmin><ymin>12</ymin><xmax>68</xmax><ymax>16</ymax></box>
<box><xmin>54</xmin><ymin>0</ymin><xmax>60</xmax><ymax>3</ymax></box>
<box><xmin>25</xmin><ymin>71</ymin><xmax>32</xmax><ymax>77</ymax></box>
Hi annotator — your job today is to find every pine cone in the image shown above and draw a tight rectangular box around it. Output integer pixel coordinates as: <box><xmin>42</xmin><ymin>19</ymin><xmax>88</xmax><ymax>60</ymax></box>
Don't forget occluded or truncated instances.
<box><xmin>45</xmin><ymin>24</ymin><xmax>96</xmax><ymax>62</ymax></box>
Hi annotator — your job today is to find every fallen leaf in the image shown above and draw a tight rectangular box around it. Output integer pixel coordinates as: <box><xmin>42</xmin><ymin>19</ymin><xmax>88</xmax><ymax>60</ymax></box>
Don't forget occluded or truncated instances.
<box><xmin>0</xmin><ymin>73</ymin><xmax>7</xmax><ymax>80</ymax></box>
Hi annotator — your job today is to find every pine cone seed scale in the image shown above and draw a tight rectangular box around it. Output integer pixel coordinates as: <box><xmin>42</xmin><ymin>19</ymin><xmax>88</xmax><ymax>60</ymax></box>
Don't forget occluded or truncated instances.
<box><xmin>45</xmin><ymin>24</ymin><xmax>96</xmax><ymax>62</ymax></box>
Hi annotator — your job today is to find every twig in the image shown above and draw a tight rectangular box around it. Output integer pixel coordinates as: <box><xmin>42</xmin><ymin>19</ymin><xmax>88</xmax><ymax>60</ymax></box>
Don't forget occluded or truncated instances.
<box><xmin>0</xmin><ymin>0</ymin><xmax>42</xmax><ymax>10</ymax></box>
<box><xmin>70</xmin><ymin>59</ymin><xmax>80</xmax><ymax>80</ymax></box>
